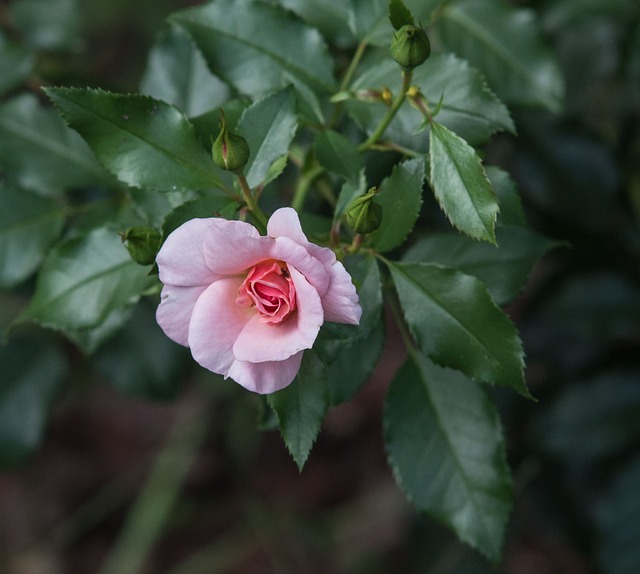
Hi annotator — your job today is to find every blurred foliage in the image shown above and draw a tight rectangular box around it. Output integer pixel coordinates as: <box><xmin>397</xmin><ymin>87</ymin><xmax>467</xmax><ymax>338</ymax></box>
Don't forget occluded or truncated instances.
<box><xmin>0</xmin><ymin>0</ymin><xmax>639</xmax><ymax>572</ymax></box>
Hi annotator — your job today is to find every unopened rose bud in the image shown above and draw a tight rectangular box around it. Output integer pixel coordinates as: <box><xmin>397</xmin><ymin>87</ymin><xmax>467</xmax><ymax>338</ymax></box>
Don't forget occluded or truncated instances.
<box><xmin>211</xmin><ymin>110</ymin><xmax>250</xmax><ymax>172</ymax></box>
<box><xmin>121</xmin><ymin>226</ymin><xmax>162</xmax><ymax>265</ymax></box>
<box><xmin>345</xmin><ymin>187</ymin><xmax>383</xmax><ymax>234</ymax></box>
<box><xmin>390</xmin><ymin>25</ymin><xmax>431</xmax><ymax>71</ymax></box>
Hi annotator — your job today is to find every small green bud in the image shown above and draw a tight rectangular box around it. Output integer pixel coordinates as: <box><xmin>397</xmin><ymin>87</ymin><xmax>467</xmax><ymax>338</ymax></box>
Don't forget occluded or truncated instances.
<box><xmin>211</xmin><ymin>110</ymin><xmax>250</xmax><ymax>172</ymax></box>
<box><xmin>121</xmin><ymin>226</ymin><xmax>162</xmax><ymax>266</ymax></box>
<box><xmin>345</xmin><ymin>187</ymin><xmax>383</xmax><ymax>235</ymax></box>
<box><xmin>390</xmin><ymin>24</ymin><xmax>431</xmax><ymax>71</ymax></box>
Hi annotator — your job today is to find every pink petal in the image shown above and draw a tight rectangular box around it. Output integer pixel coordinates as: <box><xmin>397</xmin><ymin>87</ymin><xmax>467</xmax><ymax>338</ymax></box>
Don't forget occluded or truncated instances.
<box><xmin>267</xmin><ymin>207</ymin><xmax>308</xmax><ymax>244</ymax></box>
<box><xmin>227</xmin><ymin>351</ymin><xmax>304</xmax><ymax>394</ymax></box>
<box><xmin>203</xmin><ymin>218</ymin><xmax>272</xmax><ymax>275</ymax></box>
<box><xmin>233</xmin><ymin>266</ymin><xmax>323</xmax><ymax>362</ymax></box>
<box><xmin>156</xmin><ymin>218</ymin><xmax>220</xmax><ymax>287</ymax></box>
<box><xmin>320</xmin><ymin>259</ymin><xmax>362</xmax><ymax>325</ymax></box>
<box><xmin>188</xmin><ymin>278</ymin><xmax>254</xmax><ymax>376</ymax></box>
<box><xmin>272</xmin><ymin>236</ymin><xmax>330</xmax><ymax>296</ymax></box>
<box><xmin>156</xmin><ymin>284</ymin><xmax>208</xmax><ymax>346</ymax></box>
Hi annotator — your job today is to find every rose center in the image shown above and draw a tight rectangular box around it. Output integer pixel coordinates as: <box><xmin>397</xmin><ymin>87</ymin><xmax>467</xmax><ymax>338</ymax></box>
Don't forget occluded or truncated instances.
<box><xmin>236</xmin><ymin>260</ymin><xmax>296</xmax><ymax>324</ymax></box>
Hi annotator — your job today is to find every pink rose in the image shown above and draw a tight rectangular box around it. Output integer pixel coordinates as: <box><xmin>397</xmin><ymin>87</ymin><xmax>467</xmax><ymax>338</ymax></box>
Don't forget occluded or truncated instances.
<box><xmin>156</xmin><ymin>207</ymin><xmax>362</xmax><ymax>394</ymax></box>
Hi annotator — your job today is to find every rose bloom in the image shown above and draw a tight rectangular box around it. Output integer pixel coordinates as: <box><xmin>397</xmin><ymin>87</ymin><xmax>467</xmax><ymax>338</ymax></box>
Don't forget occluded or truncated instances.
<box><xmin>156</xmin><ymin>207</ymin><xmax>362</xmax><ymax>394</ymax></box>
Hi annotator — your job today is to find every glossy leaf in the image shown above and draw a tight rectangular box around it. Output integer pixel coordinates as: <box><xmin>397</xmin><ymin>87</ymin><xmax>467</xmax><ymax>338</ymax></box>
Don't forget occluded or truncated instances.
<box><xmin>595</xmin><ymin>456</ymin><xmax>640</xmax><ymax>574</ymax></box>
<box><xmin>436</xmin><ymin>0</ymin><xmax>564</xmax><ymax>112</ymax></box>
<box><xmin>45</xmin><ymin>88</ymin><xmax>233</xmax><ymax>194</ymax></box>
<box><xmin>348</xmin><ymin>54</ymin><xmax>514</xmax><ymax>148</ymax></box>
<box><xmin>429</xmin><ymin>121</ymin><xmax>499</xmax><ymax>244</ymax></box>
<box><xmin>403</xmin><ymin>225</ymin><xmax>561</xmax><ymax>305</ymax></box>
<box><xmin>385</xmin><ymin>353</ymin><xmax>512</xmax><ymax>562</ymax></box>
<box><xmin>0</xmin><ymin>184</ymin><xmax>66</xmax><ymax>289</ymax></box>
<box><xmin>317</xmin><ymin>255</ymin><xmax>384</xmax><ymax>404</ymax></box>
<box><xmin>65</xmin><ymin>305</ymin><xmax>137</xmax><ymax>355</ymax></box>
<box><xmin>140</xmin><ymin>24</ymin><xmax>231</xmax><ymax>117</ymax></box>
<box><xmin>534</xmin><ymin>372</ymin><xmax>640</xmax><ymax>460</ymax></box>
<box><xmin>347</xmin><ymin>0</ymin><xmax>389</xmax><ymax>45</ymax></box>
<box><xmin>162</xmin><ymin>195</ymin><xmax>236</xmax><ymax>240</ymax></box>
<box><xmin>334</xmin><ymin>170</ymin><xmax>367</xmax><ymax>223</ymax></box>
<box><xmin>0</xmin><ymin>94</ymin><xmax>111</xmax><ymax>196</ymax></box>
<box><xmin>268</xmin><ymin>351</ymin><xmax>328</xmax><ymax>470</ymax></box>
<box><xmin>387</xmin><ymin>261</ymin><xmax>529</xmax><ymax>396</ymax></box>
<box><xmin>171</xmin><ymin>0</ymin><xmax>335</xmax><ymax>119</ymax></box>
<box><xmin>276</xmin><ymin>0</ymin><xmax>352</xmax><ymax>43</ymax></box>
<box><xmin>370</xmin><ymin>158</ymin><xmax>424</xmax><ymax>252</ymax></box>
<box><xmin>236</xmin><ymin>89</ymin><xmax>298</xmax><ymax>189</ymax></box>
<box><xmin>314</xmin><ymin>129</ymin><xmax>362</xmax><ymax>183</ymax></box>
<box><xmin>0</xmin><ymin>33</ymin><xmax>34</xmax><ymax>97</ymax></box>
<box><xmin>0</xmin><ymin>338</ymin><xmax>67</xmax><ymax>468</ymax></box>
<box><xmin>15</xmin><ymin>227</ymin><xmax>151</xmax><ymax>333</ymax></box>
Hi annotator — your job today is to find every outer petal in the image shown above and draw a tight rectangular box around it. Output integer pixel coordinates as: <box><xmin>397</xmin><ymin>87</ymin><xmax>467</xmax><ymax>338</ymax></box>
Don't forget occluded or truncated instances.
<box><xmin>203</xmin><ymin>218</ymin><xmax>272</xmax><ymax>275</ymax></box>
<box><xmin>227</xmin><ymin>351</ymin><xmax>304</xmax><ymax>394</ymax></box>
<box><xmin>267</xmin><ymin>207</ymin><xmax>308</xmax><ymax>244</ymax></box>
<box><xmin>233</xmin><ymin>266</ymin><xmax>323</xmax><ymax>362</ymax></box>
<box><xmin>188</xmin><ymin>278</ymin><xmax>253</xmax><ymax>376</ymax></box>
<box><xmin>320</xmin><ymin>259</ymin><xmax>362</xmax><ymax>325</ymax></box>
<box><xmin>156</xmin><ymin>218</ymin><xmax>219</xmax><ymax>287</ymax></box>
<box><xmin>156</xmin><ymin>284</ymin><xmax>208</xmax><ymax>346</ymax></box>
<box><xmin>272</xmin><ymin>236</ymin><xmax>330</xmax><ymax>296</ymax></box>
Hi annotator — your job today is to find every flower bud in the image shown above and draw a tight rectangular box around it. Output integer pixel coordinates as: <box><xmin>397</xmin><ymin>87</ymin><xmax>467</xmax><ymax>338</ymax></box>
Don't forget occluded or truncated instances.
<box><xmin>211</xmin><ymin>110</ymin><xmax>250</xmax><ymax>172</ymax></box>
<box><xmin>345</xmin><ymin>188</ymin><xmax>383</xmax><ymax>235</ymax></box>
<box><xmin>121</xmin><ymin>226</ymin><xmax>162</xmax><ymax>265</ymax></box>
<box><xmin>390</xmin><ymin>25</ymin><xmax>431</xmax><ymax>71</ymax></box>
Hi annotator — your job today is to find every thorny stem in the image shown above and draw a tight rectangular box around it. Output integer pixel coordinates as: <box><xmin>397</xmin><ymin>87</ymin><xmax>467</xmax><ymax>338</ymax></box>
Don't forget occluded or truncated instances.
<box><xmin>358</xmin><ymin>70</ymin><xmax>413</xmax><ymax>152</ymax></box>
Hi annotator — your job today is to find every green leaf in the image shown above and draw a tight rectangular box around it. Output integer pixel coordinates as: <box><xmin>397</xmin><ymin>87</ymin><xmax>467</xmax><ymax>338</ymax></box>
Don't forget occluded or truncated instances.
<box><xmin>93</xmin><ymin>303</ymin><xmax>188</xmax><ymax>401</ymax></box>
<box><xmin>267</xmin><ymin>351</ymin><xmax>328</xmax><ymax>470</ymax></box>
<box><xmin>370</xmin><ymin>158</ymin><xmax>424</xmax><ymax>252</ymax></box>
<box><xmin>0</xmin><ymin>33</ymin><xmax>34</xmax><ymax>97</ymax></box>
<box><xmin>0</xmin><ymin>184</ymin><xmax>66</xmax><ymax>289</ymax></box>
<box><xmin>485</xmin><ymin>167</ymin><xmax>525</xmax><ymax>227</ymax></box>
<box><xmin>314</xmin><ymin>129</ymin><xmax>362</xmax><ymax>183</ymax></box>
<box><xmin>348</xmin><ymin>0</ymin><xmax>390</xmax><ymax>45</ymax></box>
<box><xmin>429</xmin><ymin>121</ymin><xmax>499</xmax><ymax>244</ymax></box>
<box><xmin>0</xmin><ymin>94</ymin><xmax>111</xmax><ymax>196</ymax></box>
<box><xmin>15</xmin><ymin>227</ymin><xmax>151</xmax><ymax>333</ymax></box>
<box><xmin>436</xmin><ymin>0</ymin><xmax>564</xmax><ymax>112</ymax></box>
<box><xmin>384</xmin><ymin>352</ymin><xmax>512</xmax><ymax>562</ymax></box>
<box><xmin>0</xmin><ymin>338</ymin><xmax>67</xmax><ymax>469</ymax></box>
<box><xmin>534</xmin><ymin>372</ymin><xmax>640</xmax><ymax>460</ymax></box>
<box><xmin>10</xmin><ymin>0</ymin><xmax>83</xmax><ymax>52</ymax></box>
<box><xmin>236</xmin><ymin>88</ymin><xmax>298</xmax><ymax>189</ymax></box>
<box><xmin>65</xmin><ymin>305</ymin><xmax>137</xmax><ymax>355</ymax></box>
<box><xmin>277</xmin><ymin>0</ymin><xmax>352</xmax><ymax>43</ymax></box>
<box><xmin>334</xmin><ymin>169</ymin><xmax>367</xmax><ymax>223</ymax></box>
<box><xmin>162</xmin><ymin>194</ymin><xmax>236</xmax><ymax>240</ymax></box>
<box><xmin>403</xmin><ymin>225</ymin><xmax>561</xmax><ymax>305</ymax></box>
<box><xmin>595</xmin><ymin>456</ymin><xmax>640</xmax><ymax>574</ymax></box>
<box><xmin>348</xmin><ymin>54</ymin><xmax>514</xmax><ymax>148</ymax></box>
<box><xmin>327</xmin><ymin>319</ymin><xmax>385</xmax><ymax>405</ymax></box>
<box><xmin>140</xmin><ymin>24</ymin><xmax>232</xmax><ymax>118</ymax></box>
<box><xmin>171</xmin><ymin>0</ymin><xmax>335</xmax><ymax>120</ymax></box>
<box><xmin>387</xmin><ymin>261</ymin><xmax>529</xmax><ymax>396</ymax></box>
<box><xmin>317</xmin><ymin>255</ymin><xmax>384</xmax><ymax>404</ymax></box>
<box><xmin>389</xmin><ymin>0</ymin><xmax>415</xmax><ymax>29</ymax></box>
<box><xmin>44</xmin><ymin>88</ymin><xmax>233</xmax><ymax>195</ymax></box>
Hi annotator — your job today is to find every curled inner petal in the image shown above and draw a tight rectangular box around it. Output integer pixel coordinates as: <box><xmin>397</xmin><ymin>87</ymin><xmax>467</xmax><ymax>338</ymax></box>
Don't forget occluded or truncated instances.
<box><xmin>236</xmin><ymin>260</ymin><xmax>296</xmax><ymax>324</ymax></box>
